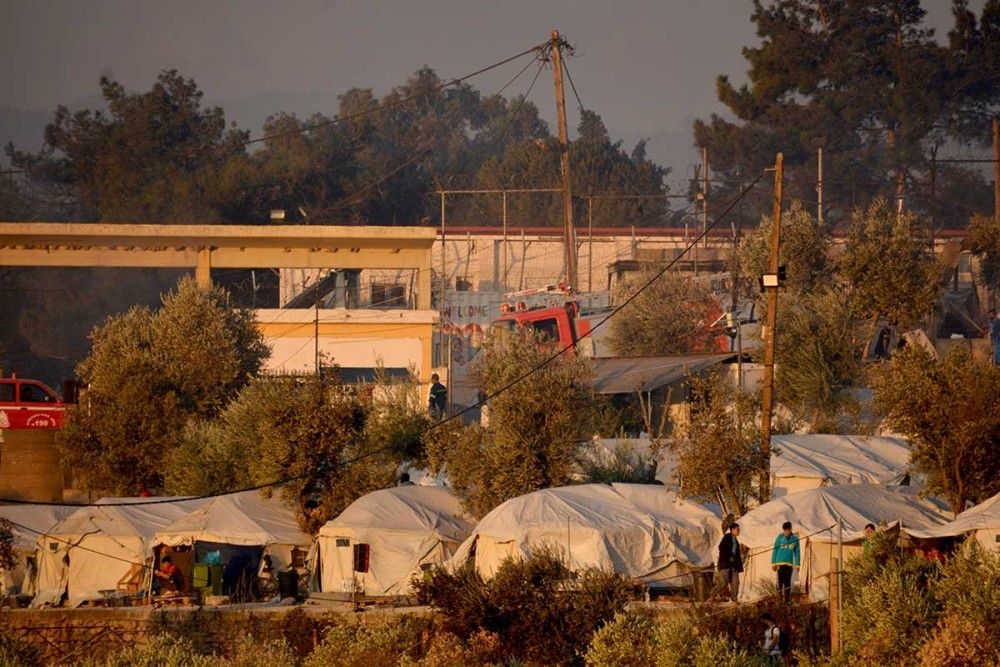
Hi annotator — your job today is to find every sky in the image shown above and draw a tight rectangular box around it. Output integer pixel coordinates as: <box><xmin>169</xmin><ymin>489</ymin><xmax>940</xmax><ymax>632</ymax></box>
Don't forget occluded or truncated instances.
<box><xmin>0</xmin><ymin>0</ymin><xmax>970</xmax><ymax>179</ymax></box>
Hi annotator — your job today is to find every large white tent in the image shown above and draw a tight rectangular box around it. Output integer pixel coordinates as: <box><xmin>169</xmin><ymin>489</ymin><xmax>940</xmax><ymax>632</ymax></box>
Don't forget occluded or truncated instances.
<box><xmin>32</xmin><ymin>497</ymin><xmax>204</xmax><ymax>606</ymax></box>
<box><xmin>768</xmin><ymin>435</ymin><xmax>912</xmax><ymax>497</ymax></box>
<box><xmin>452</xmin><ymin>483</ymin><xmax>721</xmax><ymax>587</ymax></box>
<box><xmin>316</xmin><ymin>485</ymin><xmax>474</xmax><ymax>596</ymax></box>
<box><xmin>153</xmin><ymin>491</ymin><xmax>311</xmax><ymax>573</ymax></box>
<box><xmin>580</xmin><ymin>435</ymin><xmax>911</xmax><ymax>499</ymax></box>
<box><xmin>0</xmin><ymin>504</ymin><xmax>73</xmax><ymax>596</ymax></box>
<box><xmin>908</xmin><ymin>493</ymin><xmax>1000</xmax><ymax>551</ymax></box>
<box><xmin>735</xmin><ymin>485</ymin><xmax>951</xmax><ymax>601</ymax></box>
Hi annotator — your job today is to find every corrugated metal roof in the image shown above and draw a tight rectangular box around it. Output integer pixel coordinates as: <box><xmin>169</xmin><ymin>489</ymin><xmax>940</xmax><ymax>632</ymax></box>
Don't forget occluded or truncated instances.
<box><xmin>590</xmin><ymin>353</ymin><xmax>737</xmax><ymax>394</ymax></box>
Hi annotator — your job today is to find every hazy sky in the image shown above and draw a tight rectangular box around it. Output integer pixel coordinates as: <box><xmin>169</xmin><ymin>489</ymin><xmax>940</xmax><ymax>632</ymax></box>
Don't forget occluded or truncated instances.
<box><xmin>0</xmin><ymin>0</ymin><xmax>968</xmax><ymax>174</ymax></box>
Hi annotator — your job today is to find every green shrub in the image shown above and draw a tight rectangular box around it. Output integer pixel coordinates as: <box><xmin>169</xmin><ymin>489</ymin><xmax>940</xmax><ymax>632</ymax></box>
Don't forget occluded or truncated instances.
<box><xmin>72</xmin><ymin>634</ymin><xmax>217</xmax><ymax>667</ymax></box>
<box><xmin>223</xmin><ymin>634</ymin><xmax>299</xmax><ymax>667</ymax></box>
<box><xmin>917</xmin><ymin>614</ymin><xmax>998</xmax><ymax>667</ymax></box>
<box><xmin>653</xmin><ymin>614</ymin><xmax>700</xmax><ymax>667</ymax></box>
<box><xmin>691</xmin><ymin>634</ymin><xmax>769</xmax><ymax>667</ymax></box>
<box><xmin>931</xmin><ymin>542</ymin><xmax>1000</xmax><ymax>635</ymax></box>
<box><xmin>416</xmin><ymin>630</ymin><xmax>502</xmax><ymax>667</ymax></box>
<box><xmin>584</xmin><ymin>612</ymin><xmax>657</xmax><ymax>667</ymax></box>
<box><xmin>304</xmin><ymin>615</ymin><xmax>422</xmax><ymax>667</ymax></box>
<box><xmin>0</xmin><ymin>628</ymin><xmax>43</xmax><ymax>667</ymax></box>
<box><xmin>415</xmin><ymin>548</ymin><xmax>632</xmax><ymax>665</ymax></box>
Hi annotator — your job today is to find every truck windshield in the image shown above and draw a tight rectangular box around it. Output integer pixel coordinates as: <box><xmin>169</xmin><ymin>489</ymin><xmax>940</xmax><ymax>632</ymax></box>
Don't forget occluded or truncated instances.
<box><xmin>19</xmin><ymin>384</ymin><xmax>54</xmax><ymax>403</ymax></box>
<box><xmin>529</xmin><ymin>318</ymin><xmax>560</xmax><ymax>342</ymax></box>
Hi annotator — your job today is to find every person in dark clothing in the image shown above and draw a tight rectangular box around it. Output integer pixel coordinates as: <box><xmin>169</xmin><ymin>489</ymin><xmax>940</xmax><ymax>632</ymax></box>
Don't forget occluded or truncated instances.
<box><xmin>771</xmin><ymin>521</ymin><xmax>800</xmax><ymax>603</ymax></box>
<box><xmin>428</xmin><ymin>373</ymin><xmax>447</xmax><ymax>416</ymax></box>
<box><xmin>714</xmin><ymin>522</ymin><xmax>744</xmax><ymax>602</ymax></box>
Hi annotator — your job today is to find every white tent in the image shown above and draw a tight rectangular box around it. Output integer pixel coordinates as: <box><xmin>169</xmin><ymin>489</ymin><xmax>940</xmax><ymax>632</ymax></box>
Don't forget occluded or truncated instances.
<box><xmin>452</xmin><ymin>483</ymin><xmax>721</xmax><ymax>587</ymax></box>
<box><xmin>317</xmin><ymin>485</ymin><xmax>474</xmax><ymax>596</ymax></box>
<box><xmin>908</xmin><ymin>493</ymin><xmax>1000</xmax><ymax>551</ymax></box>
<box><xmin>735</xmin><ymin>485</ymin><xmax>951</xmax><ymax>601</ymax></box>
<box><xmin>0</xmin><ymin>504</ymin><xmax>73</xmax><ymax>596</ymax></box>
<box><xmin>580</xmin><ymin>435</ymin><xmax>910</xmax><ymax>499</ymax></box>
<box><xmin>33</xmin><ymin>497</ymin><xmax>205</xmax><ymax>606</ymax></box>
<box><xmin>154</xmin><ymin>491</ymin><xmax>311</xmax><ymax>573</ymax></box>
<box><xmin>768</xmin><ymin>435</ymin><xmax>912</xmax><ymax>498</ymax></box>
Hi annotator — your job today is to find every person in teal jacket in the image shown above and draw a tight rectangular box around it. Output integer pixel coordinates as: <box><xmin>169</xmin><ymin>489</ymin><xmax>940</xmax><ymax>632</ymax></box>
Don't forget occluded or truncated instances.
<box><xmin>771</xmin><ymin>521</ymin><xmax>800</xmax><ymax>603</ymax></box>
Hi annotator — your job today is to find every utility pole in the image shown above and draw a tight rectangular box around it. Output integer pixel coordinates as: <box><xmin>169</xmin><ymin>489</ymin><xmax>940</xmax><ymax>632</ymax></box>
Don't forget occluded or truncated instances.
<box><xmin>993</xmin><ymin>117</ymin><xmax>999</xmax><ymax>231</ymax></box>
<box><xmin>702</xmin><ymin>146</ymin><xmax>709</xmax><ymax>247</ymax></box>
<box><xmin>314</xmin><ymin>272</ymin><xmax>322</xmax><ymax>379</ymax></box>
<box><xmin>816</xmin><ymin>147</ymin><xmax>824</xmax><ymax>228</ymax></box>
<box><xmin>550</xmin><ymin>29</ymin><xmax>578</xmax><ymax>292</ymax></box>
<box><xmin>759</xmin><ymin>153</ymin><xmax>783</xmax><ymax>501</ymax></box>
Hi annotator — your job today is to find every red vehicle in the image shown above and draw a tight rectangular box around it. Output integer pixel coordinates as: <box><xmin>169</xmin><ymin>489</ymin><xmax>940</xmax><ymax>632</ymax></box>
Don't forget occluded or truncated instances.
<box><xmin>0</xmin><ymin>376</ymin><xmax>69</xmax><ymax>430</ymax></box>
<box><xmin>491</xmin><ymin>285</ymin><xmax>729</xmax><ymax>355</ymax></box>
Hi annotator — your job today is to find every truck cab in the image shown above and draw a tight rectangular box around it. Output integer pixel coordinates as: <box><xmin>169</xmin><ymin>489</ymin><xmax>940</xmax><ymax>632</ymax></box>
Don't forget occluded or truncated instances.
<box><xmin>0</xmin><ymin>377</ymin><xmax>68</xmax><ymax>429</ymax></box>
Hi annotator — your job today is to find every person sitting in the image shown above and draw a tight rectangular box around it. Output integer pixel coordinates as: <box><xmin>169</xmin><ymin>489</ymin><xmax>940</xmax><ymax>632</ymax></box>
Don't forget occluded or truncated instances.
<box><xmin>153</xmin><ymin>555</ymin><xmax>183</xmax><ymax>594</ymax></box>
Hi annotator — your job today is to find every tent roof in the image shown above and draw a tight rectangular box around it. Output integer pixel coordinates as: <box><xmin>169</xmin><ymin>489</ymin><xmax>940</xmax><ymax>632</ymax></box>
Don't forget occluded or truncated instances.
<box><xmin>909</xmin><ymin>493</ymin><xmax>1000</xmax><ymax>539</ymax></box>
<box><xmin>470</xmin><ymin>483</ymin><xmax>718</xmax><ymax>543</ymax></box>
<box><xmin>738</xmin><ymin>484</ymin><xmax>951</xmax><ymax>545</ymax></box>
<box><xmin>770</xmin><ymin>435</ymin><xmax>911</xmax><ymax>484</ymax></box>
<box><xmin>590</xmin><ymin>354</ymin><xmax>737</xmax><ymax>394</ymax></box>
<box><xmin>44</xmin><ymin>498</ymin><xmax>205</xmax><ymax>543</ymax></box>
<box><xmin>155</xmin><ymin>491</ymin><xmax>310</xmax><ymax>548</ymax></box>
<box><xmin>0</xmin><ymin>504</ymin><xmax>75</xmax><ymax>550</ymax></box>
<box><xmin>320</xmin><ymin>486</ymin><xmax>473</xmax><ymax>544</ymax></box>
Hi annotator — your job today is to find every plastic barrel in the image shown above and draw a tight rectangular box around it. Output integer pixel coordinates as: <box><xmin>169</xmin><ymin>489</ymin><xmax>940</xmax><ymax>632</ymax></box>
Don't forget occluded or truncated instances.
<box><xmin>0</xmin><ymin>429</ymin><xmax>64</xmax><ymax>502</ymax></box>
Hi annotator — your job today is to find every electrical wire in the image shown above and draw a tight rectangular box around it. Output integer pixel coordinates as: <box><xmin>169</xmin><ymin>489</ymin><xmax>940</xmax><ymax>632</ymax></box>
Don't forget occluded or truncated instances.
<box><xmin>242</xmin><ymin>41</ymin><xmax>549</xmax><ymax>148</ymax></box>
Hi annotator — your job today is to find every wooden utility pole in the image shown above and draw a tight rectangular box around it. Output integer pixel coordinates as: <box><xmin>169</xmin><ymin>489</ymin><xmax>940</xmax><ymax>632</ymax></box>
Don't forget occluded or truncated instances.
<box><xmin>830</xmin><ymin>556</ymin><xmax>841</xmax><ymax>654</ymax></box>
<box><xmin>816</xmin><ymin>147</ymin><xmax>824</xmax><ymax>228</ymax></box>
<box><xmin>702</xmin><ymin>147</ymin><xmax>709</xmax><ymax>247</ymax></box>
<box><xmin>550</xmin><ymin>29</ymin><xmax>578</xmax><ymax>292</ymax></box>
<box><xmin>993</xmin><ymin>117</ymin><xmax>999</xmax><ymax>230</ymax></box>
<box><xmin>759</xmin><ymin>153</ymin><xmax>783</xmax><ymax>501</ymax></box>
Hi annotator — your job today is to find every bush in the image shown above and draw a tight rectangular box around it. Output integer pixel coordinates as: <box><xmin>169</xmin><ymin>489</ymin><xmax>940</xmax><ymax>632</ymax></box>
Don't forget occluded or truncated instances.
<box><xmin>72</xmin><ymin>634</ymin><xmax>217</xmax><ymax>667</ymax></box>
<box><xmin>0</xmin><ymin>628</ymin><xmax>43</xmax><ymax>667</ymax></box>
<box><xmin>415</xmin><ymin>548</ymin><xmax>632</xmax><ymax>665</ymax></box>
<box><xmin>303</xmin><ymin>615</ymin><xmax>423</xmax><ymax>667</ymax></box>
<box><xmin>691</xmin><ymin>634</ymin><xmax>769</xmax><ymax>667</ymax></box>
<box><xmin>223</xmin><ymin>634</ymin><xmax>299</xmax><ymax>667</ymax></box>
<box><xmin>584</xmin><ymin>612</ymin><xmax>658</xmax><ymax>667</ymax></box>
<box><xmin>931</xmin><ymin>542</ymin><xmax>1000</xmax><ymax>635</ymax></box>
<box><xmin>653</xmin><ymin>614</ymin><xmax>700</xmax><ymax>667</ymax></box>
<box><xmin>417</xmin><ymin>630</ymin><xmax>502</xmax><ymax>667</ymax></box>
<box><xmin>917</xmin><ymin>614</ymin><xmax>998</xmax><ymax>667</ymax></box>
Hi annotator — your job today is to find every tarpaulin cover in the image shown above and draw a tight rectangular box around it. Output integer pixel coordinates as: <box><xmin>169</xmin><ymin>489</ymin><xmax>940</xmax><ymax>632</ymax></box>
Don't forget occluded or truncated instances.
<box><xmin>452</xmin><ymin>483</ymin><xmax>721</xmax><ymax>586</ymax></box>
<box><xmin>317</xmin><ymin>485</ymin><xmax>474</xmax><ymax>596</ymax></box>
<box><xmin>769</xmin><ymin>435</ymin><xmax>912</xmax><ymax>497</ymax></box>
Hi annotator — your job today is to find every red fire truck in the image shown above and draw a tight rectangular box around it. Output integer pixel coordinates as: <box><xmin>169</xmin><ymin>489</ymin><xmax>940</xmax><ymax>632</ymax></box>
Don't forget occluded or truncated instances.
<box><xmin>491</xmin><ymin>284</ymin><xmax>730</xmax><ymax>355</ymax></box>
<box><xmin>0</xmin><ymin>375</ymin><xmax>69</xmax><ymax>430</ymax></box>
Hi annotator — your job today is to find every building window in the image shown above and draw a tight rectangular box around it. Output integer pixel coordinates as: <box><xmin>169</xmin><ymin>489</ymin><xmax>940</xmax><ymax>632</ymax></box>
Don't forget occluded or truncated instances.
<box><xmin>370</xmin><ymin>283</ymin><xmax>406</xmax><ymax>308</ymax></box>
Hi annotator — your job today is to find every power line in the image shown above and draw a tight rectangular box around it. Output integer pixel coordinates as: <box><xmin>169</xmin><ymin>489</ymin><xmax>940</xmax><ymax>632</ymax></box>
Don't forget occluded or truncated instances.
<box><xmin>243</xmin><ymin>42</ymin><xmax>549</xmax><ymax>148</ymax></box>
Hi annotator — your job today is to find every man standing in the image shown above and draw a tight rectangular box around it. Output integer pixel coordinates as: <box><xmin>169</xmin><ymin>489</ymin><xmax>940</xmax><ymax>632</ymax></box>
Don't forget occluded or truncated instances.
<box><xmin>428</xmin><ymin>373</ymin><xmax>447</xmax><ymax>417</ymax></box>
<box><xmin>771</xmin><ymin>521</ymin><xmax>800</xmax><ymax>603</ymax></box>
<box><xmin>715</xmin><ymin>522</ymin><xmax>744</xmax><ymax>602</ymax></box>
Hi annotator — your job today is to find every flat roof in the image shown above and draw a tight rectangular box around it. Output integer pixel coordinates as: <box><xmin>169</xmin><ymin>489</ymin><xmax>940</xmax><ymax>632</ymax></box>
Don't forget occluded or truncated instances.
<box><xmin>0</xmin><ymin>222</ymin><xmax>438</xmax><ymax>250</ymax></box>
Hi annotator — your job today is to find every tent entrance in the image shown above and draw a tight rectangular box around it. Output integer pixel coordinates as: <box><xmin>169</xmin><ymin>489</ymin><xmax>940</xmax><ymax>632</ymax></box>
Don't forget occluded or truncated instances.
<box><xmin>194</xmin><ymin>541</ymin><xmax>265</xmax><ymax>602</ymax></box>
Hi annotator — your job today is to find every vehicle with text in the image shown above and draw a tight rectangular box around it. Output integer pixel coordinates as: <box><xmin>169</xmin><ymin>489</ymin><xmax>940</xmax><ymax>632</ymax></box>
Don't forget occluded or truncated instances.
<box><xmin>0</xmin><ymin>375</ymin><xmax>70</xmax><ymax>430</ymax></box>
